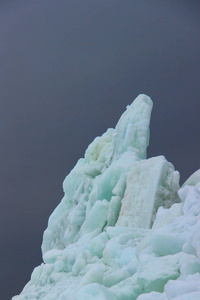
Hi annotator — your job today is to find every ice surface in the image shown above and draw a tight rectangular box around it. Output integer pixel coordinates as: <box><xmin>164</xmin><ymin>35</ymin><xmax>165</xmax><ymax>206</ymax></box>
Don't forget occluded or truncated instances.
<box><xmin>182</xmin><ymin>169</ymin><xmax>200</xmax><ymax>187</ymax></box>
<box><xmin>116</xmin><ymin>156</ymin><xmax>180</xmax><ymax>228</ymax></box>
<box><xmin>13</xmin><ymin>95</ymin><xmax>200</xmax><ymax>300</ymax></box>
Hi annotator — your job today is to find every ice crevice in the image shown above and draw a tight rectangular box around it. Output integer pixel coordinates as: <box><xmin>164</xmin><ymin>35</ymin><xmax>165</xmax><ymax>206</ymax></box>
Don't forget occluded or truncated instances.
<box><xmin>13</xmin><ymin>94</ymin><xmax>200</xmax><ymax>300</ymax></box>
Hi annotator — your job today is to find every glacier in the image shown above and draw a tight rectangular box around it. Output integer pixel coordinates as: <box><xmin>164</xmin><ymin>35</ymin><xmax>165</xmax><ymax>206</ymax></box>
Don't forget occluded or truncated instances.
<box><xmin>13</xmin><ymin>94</ymin><xmax>200</xmax><ymax>300</ymax></box>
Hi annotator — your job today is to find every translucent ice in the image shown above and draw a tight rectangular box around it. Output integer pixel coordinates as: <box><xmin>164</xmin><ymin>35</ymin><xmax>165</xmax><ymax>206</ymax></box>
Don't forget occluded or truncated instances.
<box><xmin>13</xmin><ymin>95</ymin><xmax>200</xmax><ymax>300</ymax></box>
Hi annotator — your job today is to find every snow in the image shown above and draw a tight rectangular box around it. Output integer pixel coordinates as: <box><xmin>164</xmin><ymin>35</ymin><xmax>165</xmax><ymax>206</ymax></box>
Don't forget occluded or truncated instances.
<box><xmin>13</xmin><ymin>94</ymin><xmax>200</xmax><ymax>300</ymax></box>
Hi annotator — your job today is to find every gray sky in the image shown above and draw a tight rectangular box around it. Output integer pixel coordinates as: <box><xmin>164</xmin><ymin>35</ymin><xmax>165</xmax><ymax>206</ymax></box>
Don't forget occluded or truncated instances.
<box><xmin>0</xmin><ymin>1</ymin><xmax>200</xmax><ymax>298</ymax></box>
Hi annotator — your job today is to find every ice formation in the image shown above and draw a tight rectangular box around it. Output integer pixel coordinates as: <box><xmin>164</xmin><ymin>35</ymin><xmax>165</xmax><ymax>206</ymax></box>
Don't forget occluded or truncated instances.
<box><xmin>13</xmin><ymin>95</ymin><xmax>200</xmax><ymax>300</ymax></box>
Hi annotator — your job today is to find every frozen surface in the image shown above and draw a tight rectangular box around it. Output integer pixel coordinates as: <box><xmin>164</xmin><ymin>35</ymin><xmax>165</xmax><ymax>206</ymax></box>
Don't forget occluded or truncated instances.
<box><xmin>13</xmin><ymin>95</ymin><xmax>200</xmax><ymax>300</ymax></box>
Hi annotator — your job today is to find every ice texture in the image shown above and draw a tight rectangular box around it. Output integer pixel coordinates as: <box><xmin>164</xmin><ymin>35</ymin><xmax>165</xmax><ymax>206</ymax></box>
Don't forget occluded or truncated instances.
<box><xmin>13</xmin><ymin>94</ymin><xmax>200</xmax><ymax>300</ymax></box>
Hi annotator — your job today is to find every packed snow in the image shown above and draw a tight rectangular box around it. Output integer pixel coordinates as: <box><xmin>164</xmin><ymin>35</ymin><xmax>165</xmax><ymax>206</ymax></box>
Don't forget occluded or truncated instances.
<box><xmin>13</xmin><ymin>95</ymin><xmax>200</xmax><ymax>300</ymax></box>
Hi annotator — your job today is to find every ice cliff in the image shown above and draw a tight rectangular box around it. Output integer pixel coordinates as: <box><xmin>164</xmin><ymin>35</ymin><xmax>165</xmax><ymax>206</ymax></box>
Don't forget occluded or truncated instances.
<box><xmin>13</xmin><ymin>95</ymin><xmax>200</xmax><ymax>300</ymax></box>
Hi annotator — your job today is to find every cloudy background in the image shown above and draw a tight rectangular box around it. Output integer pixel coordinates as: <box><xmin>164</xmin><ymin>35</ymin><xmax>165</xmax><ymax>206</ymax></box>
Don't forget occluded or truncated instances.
<box><xmin>0</xmin><ymin>1</ymin><xmax>200</xmax><ymax>298</ymax></box>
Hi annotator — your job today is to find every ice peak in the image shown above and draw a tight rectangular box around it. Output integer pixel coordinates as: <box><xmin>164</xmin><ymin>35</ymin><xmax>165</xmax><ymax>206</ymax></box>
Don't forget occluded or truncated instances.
<box><xmin>14</xmin><ymin>95</ymin><xmax>200</xmax><ymax>300</ymax></box>
<box><xmin>114</xmin><ymin>94</ymin><xmax>153</xmax><ymax>159</ymax></box>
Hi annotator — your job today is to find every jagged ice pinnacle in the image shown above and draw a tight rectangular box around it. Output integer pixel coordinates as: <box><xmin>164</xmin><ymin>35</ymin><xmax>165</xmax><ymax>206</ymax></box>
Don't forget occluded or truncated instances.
<box><xmin>13</xmin><ymin>95</ymin><xmax>200</xmax><ymax>300</ymax></box>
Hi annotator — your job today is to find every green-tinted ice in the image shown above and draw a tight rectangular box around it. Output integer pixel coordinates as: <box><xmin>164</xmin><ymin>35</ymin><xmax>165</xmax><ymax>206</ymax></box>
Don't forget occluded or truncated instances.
<box><xmin>13</xmin><ymin>95</ymin><xmax>200</xmax><ymax>300</ymax></box>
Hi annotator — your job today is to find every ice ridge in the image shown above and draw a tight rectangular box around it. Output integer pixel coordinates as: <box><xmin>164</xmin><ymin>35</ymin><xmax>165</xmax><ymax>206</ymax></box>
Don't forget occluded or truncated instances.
<box><xmin>13</xmin><ymin>95</ymin><xmax>200</xmax><ymax>300</ymax></box>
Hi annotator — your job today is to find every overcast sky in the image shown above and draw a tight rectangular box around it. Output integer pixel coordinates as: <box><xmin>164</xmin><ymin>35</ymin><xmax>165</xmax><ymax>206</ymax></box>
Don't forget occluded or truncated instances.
<box><xmin>0</xmin><ymin>1</ymin><xmax>200</xmax><ymax>299</ymax></box>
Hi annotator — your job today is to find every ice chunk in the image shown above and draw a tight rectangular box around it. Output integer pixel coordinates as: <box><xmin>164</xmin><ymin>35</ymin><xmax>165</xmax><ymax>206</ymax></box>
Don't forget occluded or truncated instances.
<box><xmin>137</xmin><ymin>292</ymin><xmax>167</xmax><ymax>300</ymax></box>
<box><xmin>75</xmin><ymin>283</ymin><xmax>117</xmax><ymax>300</ymax></box>
<box><xmin>117</xmin><ymin>156</ymin><xmax>180</xmax><ymax>229</ymax></box>
<box><xmin>89</xmin><ymin>232</ymin><xmax>108</xmax><ymax>258</ymax></box>
<box><xmin>80</xmin><ymin>200</ymin><xmax>109</xmax><ymax>234</ymax></box>
<box><xmin>165</xmin><ymin>273</ymin><xmax>200</xmax><ymax>298</ymax></box>
<box><xmin>182</xmin><ymin>169</ymin><xmax>200</xmax><ymax>187</ymax></box>
<box><xmin>80</xmin><ymin>264</ymin><xmax>105</xmax><ymax>286</ymax></box>
<box><xmin>137</xmin><ymin>254</ymin><xmax>181</xmax><ymax>293</ymax></box>
<box><xmin>43</xmin><ymin>249</ymin><xmax>62</xmax><ymax>264</ymax></box>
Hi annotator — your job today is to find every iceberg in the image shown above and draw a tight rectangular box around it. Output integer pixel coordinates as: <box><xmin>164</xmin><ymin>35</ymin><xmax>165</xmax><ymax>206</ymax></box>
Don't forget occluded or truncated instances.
<box><xmin>13</xmin><ymin>95</ymin><xmax>200</xmax><ymax>300</ymax></box>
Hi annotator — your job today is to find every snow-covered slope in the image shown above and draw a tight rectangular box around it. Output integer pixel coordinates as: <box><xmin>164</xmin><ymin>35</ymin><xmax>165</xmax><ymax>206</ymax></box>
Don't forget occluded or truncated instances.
<box><xmin>13</xmin><ymin>95</ymin><xmax>200</xmax><ymax>300</ymax></box>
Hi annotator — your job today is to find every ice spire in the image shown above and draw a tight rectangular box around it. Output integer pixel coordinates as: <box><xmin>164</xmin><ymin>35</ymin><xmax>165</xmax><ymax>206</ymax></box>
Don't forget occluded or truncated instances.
<box><xmin>15</xmin><ymin>95</ymin><xmax>199</xmax><ymax>300</ymax></box>
<box><xmin>113</xmin><ymin>94</ymin><xmax>153</xmax><ymax>159</ymax></box>
<box><xmin>41</xmin><ymin>94</ymin><xmax>178</xmax><ymax>254</ymax></box>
